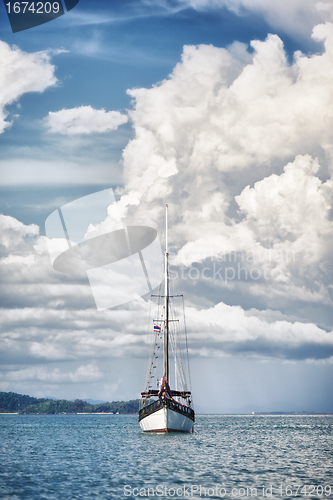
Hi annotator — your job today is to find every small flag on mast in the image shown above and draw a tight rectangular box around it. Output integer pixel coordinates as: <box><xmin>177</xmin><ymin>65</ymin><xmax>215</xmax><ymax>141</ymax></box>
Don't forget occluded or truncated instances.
<box><xmin>154</xmin><ymin>324</ymin><xmax>161</xmax><ymax>332</ymax></box>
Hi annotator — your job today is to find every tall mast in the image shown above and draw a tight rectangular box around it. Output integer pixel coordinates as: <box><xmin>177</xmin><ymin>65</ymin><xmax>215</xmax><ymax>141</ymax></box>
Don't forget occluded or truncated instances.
<box><xmin>164</xmin><ymin>204</ymin><xmax>169</xmax><ymax>381</ymax></box>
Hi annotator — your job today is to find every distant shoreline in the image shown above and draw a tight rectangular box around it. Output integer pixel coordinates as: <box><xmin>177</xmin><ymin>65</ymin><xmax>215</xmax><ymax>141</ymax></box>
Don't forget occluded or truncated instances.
<box><xmin>1</xmin><ymin>392</ymin><xmax>332</xmax><ymax>416</ymax></box>
<box><xmin>1</xmin><ymin>411</ymin><xmax>332</xmax><ymax>416</ymax></box>
<box><xmin>0</xmin><ymin>391</ymin><xmax>140</xmax><ymax>415</ymax></box>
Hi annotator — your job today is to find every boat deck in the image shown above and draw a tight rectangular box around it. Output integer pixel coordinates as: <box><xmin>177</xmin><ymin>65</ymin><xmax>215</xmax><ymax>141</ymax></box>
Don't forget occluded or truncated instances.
<box><xmin>139</xmin><ymin>398</ymin><xmax>195</xmax><ymax>422</ymax></box>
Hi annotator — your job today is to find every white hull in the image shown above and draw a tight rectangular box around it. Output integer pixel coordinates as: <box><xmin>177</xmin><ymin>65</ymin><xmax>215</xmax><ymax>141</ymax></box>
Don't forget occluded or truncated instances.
<box><xmin>140</xmin><ymin>407</ymin><xmax>194</xmax><ymax>433</ymax></box>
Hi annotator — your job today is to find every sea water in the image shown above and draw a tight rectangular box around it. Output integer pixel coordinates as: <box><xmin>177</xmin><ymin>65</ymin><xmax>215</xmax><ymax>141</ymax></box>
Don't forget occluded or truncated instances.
<box><xmin>0</xmin><ymin>414</ymin><xmax>332</xmax><ymax>499</ymax></box>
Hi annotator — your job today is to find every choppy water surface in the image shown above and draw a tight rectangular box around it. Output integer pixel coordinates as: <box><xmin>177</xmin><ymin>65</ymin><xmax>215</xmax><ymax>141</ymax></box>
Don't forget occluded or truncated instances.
<box><xmin>0</xmin><ymin>414</ymin><xmax>332</xmax><ymax>499</ymax></box>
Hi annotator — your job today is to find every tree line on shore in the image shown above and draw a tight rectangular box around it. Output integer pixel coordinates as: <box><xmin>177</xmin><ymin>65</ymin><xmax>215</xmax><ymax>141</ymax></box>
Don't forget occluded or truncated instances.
<box><xmin>0</xmin><ymin>391</ymin><xmax>140</xmax><ymax>414</ymax></box>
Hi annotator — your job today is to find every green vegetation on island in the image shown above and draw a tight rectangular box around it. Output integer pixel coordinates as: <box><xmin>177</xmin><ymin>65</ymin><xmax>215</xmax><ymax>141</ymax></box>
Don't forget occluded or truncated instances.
<box><xmin>0</xmin><ymin>392</ymin><xmax>140</xmax><ymax>415</ymax></box>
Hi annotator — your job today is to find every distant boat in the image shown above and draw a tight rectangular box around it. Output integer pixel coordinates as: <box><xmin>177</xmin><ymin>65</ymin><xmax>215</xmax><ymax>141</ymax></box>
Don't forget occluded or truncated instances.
<box><xmin>138</xmin><ymin>205</ymin><xmax>195</xmax><ymax>433</ymax></box>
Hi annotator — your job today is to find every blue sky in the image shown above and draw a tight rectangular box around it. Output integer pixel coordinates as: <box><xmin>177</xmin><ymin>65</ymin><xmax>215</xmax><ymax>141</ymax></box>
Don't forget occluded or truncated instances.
<box><xmin>0</xmin><ymin>0</ymin><xmax>333</xmax><ymax>413</ymax></box>
<box><xmin>0</xmin><ymin>0</ymin><xmax>325</xmax><ymax>226</ymax></box>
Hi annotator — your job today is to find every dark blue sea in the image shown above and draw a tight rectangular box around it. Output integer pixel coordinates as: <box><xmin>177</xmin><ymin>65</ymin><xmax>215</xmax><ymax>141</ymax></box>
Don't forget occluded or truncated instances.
<box><xmin>0</xmin><ymin>414</ymin><xmax>332</xmax><ymax>499</ymax></box>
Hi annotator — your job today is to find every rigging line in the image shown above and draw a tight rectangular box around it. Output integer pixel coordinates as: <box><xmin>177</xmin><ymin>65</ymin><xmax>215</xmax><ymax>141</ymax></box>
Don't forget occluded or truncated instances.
<box><xmin>174</xmin><ymin>336</ymin><xmax>186</xmax><ymax>389</ymax></box>
<box><xmin>145</xmin><ymin>288</ymin><xmax>165</xmax><ymax>394</ymax></box>
<box><xmin>146</xmin><ymin>328</ymin><xmax>162</xmax><ymax>393</ymax></box>
<box><xmin>177</xmin><ymin>316</ymin><xmax>187</xmax><ymax>386</ymax></box>
<box><xmin>169</xmin><ymin>214</ymin><xmax>188</xmax><ymax>347</ymax></box>
<box><xmin>142</xmin><ymin>297</ymin><xmax>153</xmax><ymax>395</ymax></box>
<box><xmin>170</xmin><ymin>340</ymin><xmax>184</xmax><ymax>390</ymax></box>
<box><xmin>175</xmin><ymin>322</ymin><xmax>186</xmax><ymax>384</ymax></box>
<box><xmin>167</xmin><ymin>238</ymin><xmax>189</xmax><ymax>389</ymax></box>
<box><xmin>169</xmin><ymin>297</ymin><xmax>186</xmax><ymax>387</ymax></box>
<box><xmin>169</xmin><ymin>280</ymin><xmax>187</xmax><ymax>386</ymax></box>
<box><xmin>182</xmin><ymin>295</ymin><xmax>192</xmax><ymax>397</ymax></box>
<box><xmin>172</xmin><ymin>291</ymin><xmax>188</xmax><ymax>389</ymax></box>
<box><xmin>170</xmin><ymin>296</ymin><xmax>185</xmax><ymax>390</ymax></box>
<box><xmin>151</xmin><ymin>291</ymin><xmax>164</xmax><ymax>376</ymax></box>
<box><xmin>168</xmin><ymin>306</ymin><xmax>187</xmax><ymax>391</ymax></box>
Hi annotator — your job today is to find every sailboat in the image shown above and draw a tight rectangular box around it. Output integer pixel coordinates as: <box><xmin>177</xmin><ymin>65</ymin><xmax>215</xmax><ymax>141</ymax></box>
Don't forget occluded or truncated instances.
<box><xmin>138</xmin><ymin>204</ymin><xmax>195</xmax><ymax>433</ymax></box>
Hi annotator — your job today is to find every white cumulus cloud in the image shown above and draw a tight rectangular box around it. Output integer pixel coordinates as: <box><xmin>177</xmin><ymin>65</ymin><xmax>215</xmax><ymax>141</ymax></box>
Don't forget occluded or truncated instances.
<box><xmin>45</xmin><ymin>105</ymin><xmax>128</xmax><ymax>135</ymax></box>
<box><xmin>5</xmin><ymin>363</ymin><xmax>104</xmax><ymax>383</ymax></box>
<box><xmin>1</xmin><ymin>212</ymin><xmax>332</xmax><ymax>362</ymax></box>
<box><xmin>0</xmin><ymin>40</ymin><xmax>57</xmax><ymax>134</ymax></box>
<box><xmin>123</xmin><ymin>24</ymin><xmax>333</xmax><ymax>199</ymax></box>
<box><xmin>117</xmin><ymin>23</ymin><xmax>333</xmax><ymax>321</ymax></box>
<box><xmin>186</xmin><ymin>302</ymin><xmax>333</xmax><ymax>360</ymax></box>
<box><xmin>169</xmin><ymin>0</ymin><xmax>330</xmax><ymax>39</ymax></box>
